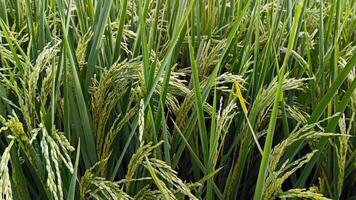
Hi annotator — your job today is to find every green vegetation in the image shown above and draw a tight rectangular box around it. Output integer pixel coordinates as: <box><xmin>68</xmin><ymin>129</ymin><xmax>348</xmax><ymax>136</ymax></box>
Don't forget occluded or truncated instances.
<box><xmin>0</xmin><ymin>0</ymin><xmax>355</xmax><ymax>199</ymax></box>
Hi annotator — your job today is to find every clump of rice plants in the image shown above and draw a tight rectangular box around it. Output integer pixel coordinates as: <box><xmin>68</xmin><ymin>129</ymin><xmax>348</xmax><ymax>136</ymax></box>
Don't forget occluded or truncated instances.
<box><xmin>0</xmin><ymin>0</ymin><xmax>355</xmax><ymax>199</ymax></box>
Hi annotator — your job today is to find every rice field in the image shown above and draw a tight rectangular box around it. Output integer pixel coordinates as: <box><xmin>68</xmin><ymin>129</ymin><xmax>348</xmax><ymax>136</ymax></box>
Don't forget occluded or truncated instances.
<box><xmin>0</xmin><ymin>0</ymin><xmax>355</xmax><ymax>199</ymax></box>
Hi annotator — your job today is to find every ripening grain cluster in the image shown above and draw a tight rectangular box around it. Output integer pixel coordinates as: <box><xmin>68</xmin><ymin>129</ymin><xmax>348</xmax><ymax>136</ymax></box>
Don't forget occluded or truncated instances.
<box><xmin>0</xmin><ymin>0</ymin><xmax>355</xmax><ymax>199</ymax></box>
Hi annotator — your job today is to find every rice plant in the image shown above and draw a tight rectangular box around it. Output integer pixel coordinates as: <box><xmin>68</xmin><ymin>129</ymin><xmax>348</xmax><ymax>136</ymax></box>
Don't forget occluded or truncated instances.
<box><xmin>0</xmin><ymin>0</ymin><xmax>355</xmax><ymax>199</ymax></box>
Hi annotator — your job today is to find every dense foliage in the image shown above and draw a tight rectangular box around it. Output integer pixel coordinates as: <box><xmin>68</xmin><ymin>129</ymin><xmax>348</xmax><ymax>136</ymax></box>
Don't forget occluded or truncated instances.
<box><xmin>0</xmin><ymin>0</ymin><xmax>355</xmax><ymax>199</ymax></box>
